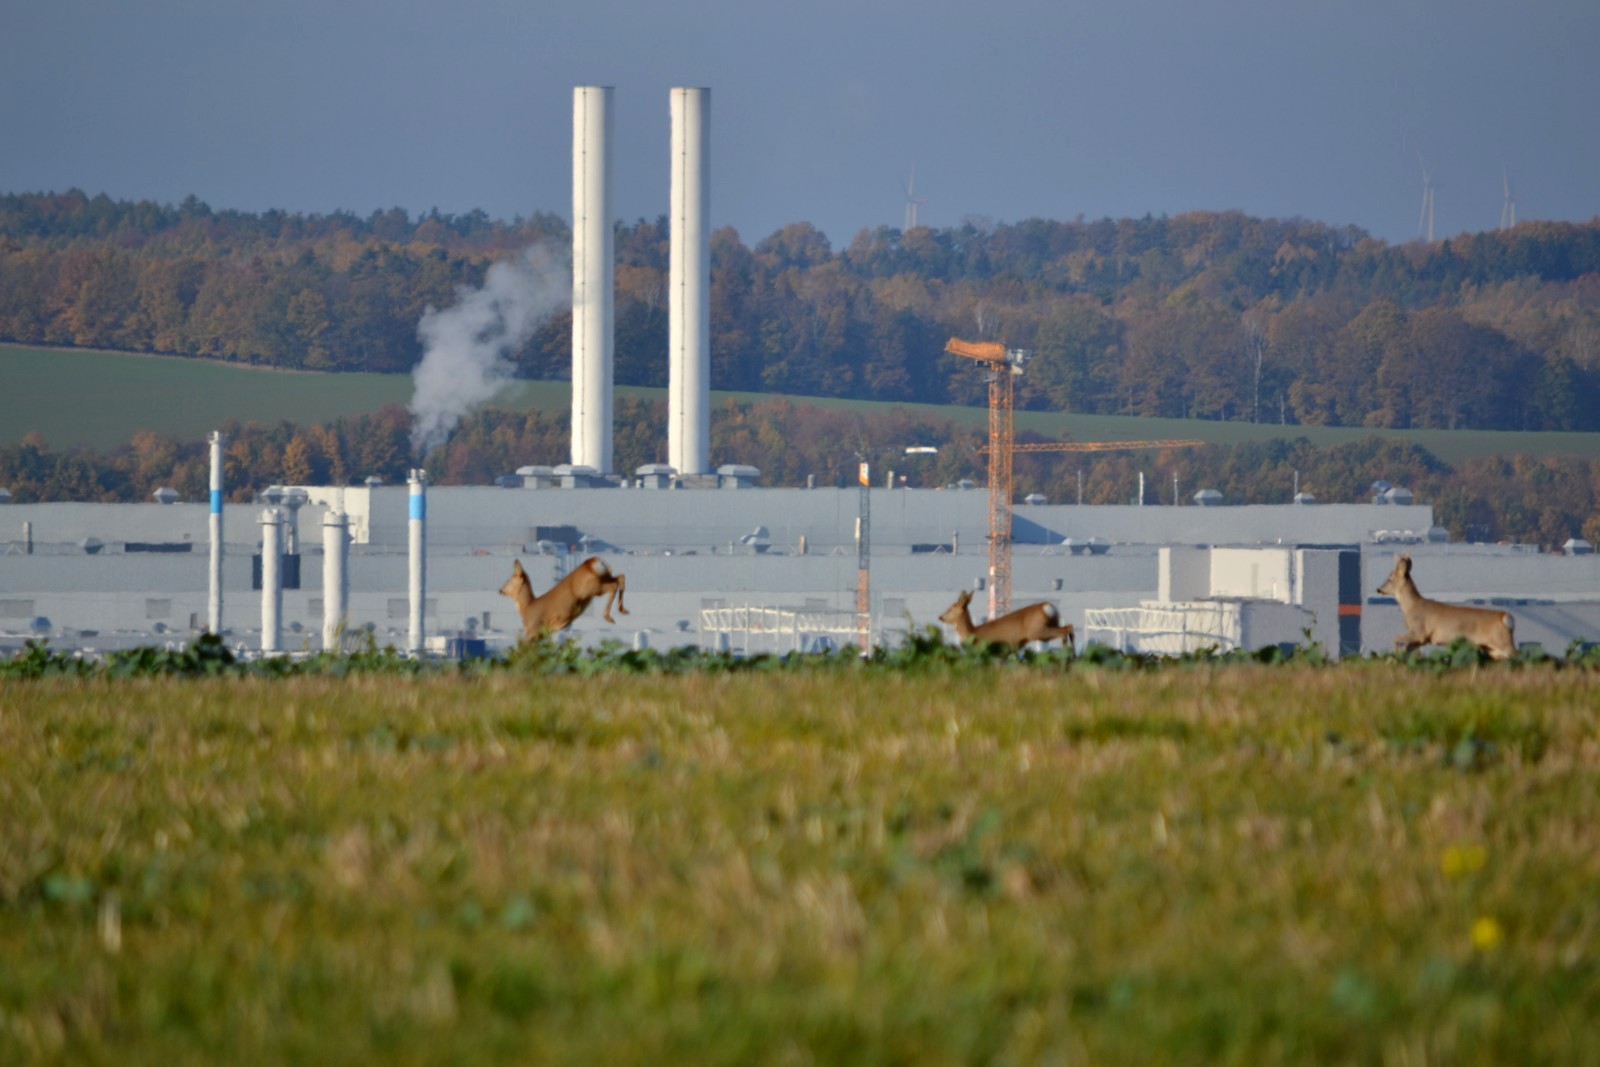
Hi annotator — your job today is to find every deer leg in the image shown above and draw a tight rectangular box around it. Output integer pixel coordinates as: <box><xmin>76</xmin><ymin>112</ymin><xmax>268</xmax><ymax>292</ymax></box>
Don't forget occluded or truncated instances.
<box><xmin>1394</xmin><ymin>632</ymin><xmax>1423</xmax><ymax>654</ymax></box>
<box><xmin>600</xmin><ymin>574</ymin><xmax>628</xmax><ymax>623</ymax></box>
<box><xmin>1043</xmin><ymin>623</ymin><xmax>1074</xmax><ymax>649</ymax></box>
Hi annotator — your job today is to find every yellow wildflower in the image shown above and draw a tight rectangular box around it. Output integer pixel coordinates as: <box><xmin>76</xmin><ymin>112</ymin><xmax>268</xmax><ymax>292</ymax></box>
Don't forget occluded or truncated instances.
<box><xmin>1441</xmin><ymin>844</ymin><xmax>1488</xmax><ymax>878</ymax></box>
<box><xmin>1470</xmin><ymin>916</ymin><xmax>1503</xmax><ymax>952</ymax></box>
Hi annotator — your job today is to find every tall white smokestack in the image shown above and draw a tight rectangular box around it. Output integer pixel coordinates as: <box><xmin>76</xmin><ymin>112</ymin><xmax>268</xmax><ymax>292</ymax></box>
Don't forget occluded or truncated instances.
<box><xmin>668</xmin><ymin>87</ymin><xmax>711</xmax><ymax>475</ymax></box>
<box><xmin>572</xmin><ymin>86</ymin><xmax>614</xmax><ymax>473</ymax></box>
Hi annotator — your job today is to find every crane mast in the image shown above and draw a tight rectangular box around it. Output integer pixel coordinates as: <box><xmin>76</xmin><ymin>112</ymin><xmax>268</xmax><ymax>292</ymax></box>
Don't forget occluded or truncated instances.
<box><xmin>945</xmin><ymin>337</ymin><xmax>1026</xmax><ymax>619</ymax></box>
<box><xmin>945</xmin><ymin>336</ymin><xmax>1206</xmax><ymax>622</ymax></box>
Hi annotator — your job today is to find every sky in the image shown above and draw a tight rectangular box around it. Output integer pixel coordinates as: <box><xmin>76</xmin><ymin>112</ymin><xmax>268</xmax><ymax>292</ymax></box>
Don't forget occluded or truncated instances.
<box><xmin>2</xmin><ymin>0</ymin><xmax>1596</xmax><ymax>248</ymax></box>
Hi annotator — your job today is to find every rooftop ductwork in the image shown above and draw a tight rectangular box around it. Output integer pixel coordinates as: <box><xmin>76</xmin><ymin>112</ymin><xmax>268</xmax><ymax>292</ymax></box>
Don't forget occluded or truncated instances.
<box><xmin>554</xmin><ymin>464</ymin><xmax>603</xmax><ymax>488</ymax></box>
<box><xmin>716</xmin><ymin>464</ymin><xmax>761</xmax><ymax>489</ymax></box>
<box><xmin>636</xmin><ymin>464</ymin><xmax>677</xmax><ymax>489</ymax></box>
<box><xmin>1383</xmin><ymin>486</ymin><xmax>1415</xmax><ymax>506</ymax></box>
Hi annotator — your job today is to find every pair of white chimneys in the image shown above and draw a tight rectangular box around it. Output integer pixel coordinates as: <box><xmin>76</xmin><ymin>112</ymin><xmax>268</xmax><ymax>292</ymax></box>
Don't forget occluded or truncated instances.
<box><xmin>572</xmin><ymin>86</ymin><xmax>710</xmax><ymax>478</ymax></box>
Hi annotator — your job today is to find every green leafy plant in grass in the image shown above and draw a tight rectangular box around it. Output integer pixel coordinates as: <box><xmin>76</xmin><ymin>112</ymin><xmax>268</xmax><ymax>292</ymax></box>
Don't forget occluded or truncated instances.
<box><xmin>7</xmin><ymin>628</ymin><xmax>1600</xmax><ymax>680</ymax></box>
<box><xmin>0</xmin><ymin>639</ymin><xmax>96</xmax><ymax>679</ymax></box>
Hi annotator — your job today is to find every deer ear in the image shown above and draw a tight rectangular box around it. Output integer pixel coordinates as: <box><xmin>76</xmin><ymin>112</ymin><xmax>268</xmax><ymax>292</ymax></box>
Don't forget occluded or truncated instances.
<box><xmin>513</xmin><ymin>560</ymin><xmax>525</xmax><ymax>574</ymax></box>
<box><xmin>1399</xmin><ymin>555</ymin><xmax>1411</xmax><ymax>572</ymax></box>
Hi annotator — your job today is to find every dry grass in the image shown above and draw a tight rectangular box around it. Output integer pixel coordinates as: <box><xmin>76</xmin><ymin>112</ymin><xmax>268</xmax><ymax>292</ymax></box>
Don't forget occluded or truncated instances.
<box><xmin>2</xmin><ymin>667</ymin><xmax>1598</xmax><ymax>1064</ymax></box>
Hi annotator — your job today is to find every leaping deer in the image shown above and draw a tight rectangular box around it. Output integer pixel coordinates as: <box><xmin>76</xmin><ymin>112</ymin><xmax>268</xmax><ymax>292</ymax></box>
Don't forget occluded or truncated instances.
<box><xmin>1376</xmin><ymin>553</ymin><xmax>1515</xmax><ymax>660</ymax></box>
<box><xmin>499</xmin><ymin>557</ymin><xmax>628</xmax><ymax>640</ymax></box>
<box><xmin>939</xmin><ymin>590</ymin><xmax>1075</xmax><ymax>652</ymax></box>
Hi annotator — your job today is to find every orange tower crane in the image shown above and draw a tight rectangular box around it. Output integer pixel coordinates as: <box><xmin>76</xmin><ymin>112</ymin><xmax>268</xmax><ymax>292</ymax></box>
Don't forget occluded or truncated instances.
<box><xmin>945</xmin><ymin>337</ymin><xmax>1205</xmax><ymax>620</ymax></box>
<box><xmin>945</xmin><ymin>338</ymin><xmax>1025</xmax><ymax>620</ymax></box>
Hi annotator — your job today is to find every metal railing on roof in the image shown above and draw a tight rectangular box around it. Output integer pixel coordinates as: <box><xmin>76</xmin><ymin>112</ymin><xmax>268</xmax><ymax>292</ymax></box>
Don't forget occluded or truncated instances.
<box><xmin>698</xmin><ymin>605</ymin><xmax>867</xmax><ymax>654</ymax></box>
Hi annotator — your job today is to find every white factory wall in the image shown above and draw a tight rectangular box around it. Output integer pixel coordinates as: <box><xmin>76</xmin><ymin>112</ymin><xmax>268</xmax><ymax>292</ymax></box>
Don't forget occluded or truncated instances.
<box><xmin>9</xmin><ymin>489</ymin><xmax>1600</xmax><ymax>656</ymax></box>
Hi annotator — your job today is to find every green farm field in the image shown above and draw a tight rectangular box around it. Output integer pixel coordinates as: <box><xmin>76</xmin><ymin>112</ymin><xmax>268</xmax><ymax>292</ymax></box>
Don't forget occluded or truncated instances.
<box><xmin>8</xmin><ymin>344</ymin><xmax>1600</xmax><ymax>464</ymax></box>
<box><xmin>3</xmin><ymin>665</ymin><xmax>1597</xmax><ymax>1064</ymax></box>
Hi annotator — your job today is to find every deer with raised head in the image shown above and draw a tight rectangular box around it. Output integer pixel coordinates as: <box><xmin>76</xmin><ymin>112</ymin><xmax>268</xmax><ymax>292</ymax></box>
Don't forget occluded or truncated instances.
<box><xmin>1376</xmin><ymin>553</ymin><xmax>1515</xmax><ymax>660</ymax></box>
<box><xmin>939</xmin><ymin>589</ymin><xmax>1075</xmax><ymax>652</ymax></box>
<box><xmin>499</xmin><ymin>556</ymin><xmax>628</xmax><ymax>640</ymax></box>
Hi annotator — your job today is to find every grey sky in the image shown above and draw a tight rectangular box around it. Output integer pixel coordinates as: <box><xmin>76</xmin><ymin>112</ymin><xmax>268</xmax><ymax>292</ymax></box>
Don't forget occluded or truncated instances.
<box><xmin>3</xmin><ymin>0</ymin><xmax>1595</xmax><ymax>247</ymax></box>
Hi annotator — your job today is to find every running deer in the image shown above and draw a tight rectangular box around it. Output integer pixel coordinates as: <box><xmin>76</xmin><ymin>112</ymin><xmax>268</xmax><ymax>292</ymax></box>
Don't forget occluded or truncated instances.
<box><xmin>1376</xmin><ymin>553</ymin><xmax>1515</xmax><ymax>660</ymax></box>
<box><xmin>939</xmin><ymin>589</ymin><xmax>1075</xmax><ymax>652</ymax></box>
<box><xmin>499</xmin><ymin>557</ymin><xmax>628</xmax><ymax>640</ymax></box>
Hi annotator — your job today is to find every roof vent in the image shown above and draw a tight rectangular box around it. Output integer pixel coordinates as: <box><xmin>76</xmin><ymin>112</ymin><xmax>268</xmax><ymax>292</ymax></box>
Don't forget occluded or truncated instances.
<box><xmin>1292</xmin><ymin>491</ymin><xmax>1316</xmax><ymax>505</ymax></box>
<box><xmin>636</xmin><ymin>463</ymin><xmax>677</xmax><ymax>490</ymax></box>
<box><xmin>1383</xmin><ymin>486</ymin><xmax>1414</xmax><ymax>506</ymax></box>
<box><xmin>1564</xmin><ymin>538</ymin><xmax>1593</xmax><ymax>555</ymax></box>
<box><xmin>152</xmin><ymin>487</ymin><xmax>180</xmax><ymax>505</ymax></box>
<box><xmin>554</xmin><ymin>464</ymin><xmax>602</xmax><ymax>489</ymax></box>
<box><xmin>0</xmin><ymin>487</ymin><xmax>11</xmax><ymax>504</ymax></box>
<box><xmin>1193</xmin><ymin>489</ymin><xmax>1223</xmax><ymax>506</ymax></box>
<box><xmin>1023</xmin><ymin>493</ymin><xmax>1047</xmax><ymax>506</ymax></box>
<box><xmin>716</xmin><ymin>464</ymin><xmax>761</xmax><ymax>490</ymax></box>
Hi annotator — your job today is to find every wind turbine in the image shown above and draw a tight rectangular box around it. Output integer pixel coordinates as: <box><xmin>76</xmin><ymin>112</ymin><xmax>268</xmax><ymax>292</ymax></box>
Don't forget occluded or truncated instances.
<box><xmin>1500</xmin><ymin>165</ymin><xmax>1519</xmax><ymax>229</ymax></box>
<box><xmin>901</xmin><ymin>162</ymin><xmax>927</xmax><ymax>231</ymax></box>
<box><xmin>1417</xmin><ymin>153</ymin><xmax>1437</xmax><ymax>243</ymax></box>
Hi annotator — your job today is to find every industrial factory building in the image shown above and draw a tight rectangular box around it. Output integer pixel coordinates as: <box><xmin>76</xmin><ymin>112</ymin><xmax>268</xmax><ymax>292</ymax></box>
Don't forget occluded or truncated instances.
<box><xmin>4</xmin><ymin>480</ymin><xmax>1600</xmax><ymax>658</ymax></box>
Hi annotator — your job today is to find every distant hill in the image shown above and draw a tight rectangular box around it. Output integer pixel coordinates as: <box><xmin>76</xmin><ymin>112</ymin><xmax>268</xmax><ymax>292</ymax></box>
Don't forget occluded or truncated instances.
<box><xmin>3</xmin><ymin>190</ymin><xmax>1600</xmax><ymax>435</ymax></box>
<box><xmin>7</xmin><ymin>343</ymin><xmax>1600</xmax><ymax>549</ymax></box>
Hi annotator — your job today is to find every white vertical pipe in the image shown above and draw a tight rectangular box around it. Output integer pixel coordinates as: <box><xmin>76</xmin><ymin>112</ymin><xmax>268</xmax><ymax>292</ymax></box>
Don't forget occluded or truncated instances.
<box><xmin>408</xmin><ymin>469</ymin><xmax>426</xmax><ymax>655</ymax></box>
<box><xmin>259</xmin><ymin>507</ymin><xmax>282</xmax><ymax>654</ymax></box>
<box><xmin>572</xmin><ymin>86</ymin><xmax>614</xmax><ymax>473</ymax></box>
<box><xmin>669</xmin><ymin>86</ymin><xmax>711</xmax><ymax>475</ymax></box>
<box><xmin>208</xmin><ymin>431</ymin><xmax>226</xmax><ymax>633</ymax></box>
<box><xmin>322</xmin><ymin>510</ymin><xmax>349</xmax><ymax>653</ymax></box>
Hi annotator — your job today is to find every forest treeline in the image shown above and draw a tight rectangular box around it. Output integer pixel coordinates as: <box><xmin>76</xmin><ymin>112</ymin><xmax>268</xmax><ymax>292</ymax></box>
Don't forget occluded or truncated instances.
<box><xmin>4</xmin><ymin>190</ymin><xmax>1600</xmax><ymax>432</ymax></box>
<box><xmin>5</xmin><ymin>399</ymin><xmax>1600</xmax><ymax>550</ymax></box>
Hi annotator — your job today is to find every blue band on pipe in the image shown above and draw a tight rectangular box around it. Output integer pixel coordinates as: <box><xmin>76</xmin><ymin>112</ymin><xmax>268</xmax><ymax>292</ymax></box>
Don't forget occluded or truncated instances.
<box><xmin>210</xmin><ymin>489</ymin><xmax>223</xmax><ymax>514</ymax></box>
<box><xmin>410</xmin><ymin>494</ymin><xmax>425</xmax><ymax>521</ymax></box>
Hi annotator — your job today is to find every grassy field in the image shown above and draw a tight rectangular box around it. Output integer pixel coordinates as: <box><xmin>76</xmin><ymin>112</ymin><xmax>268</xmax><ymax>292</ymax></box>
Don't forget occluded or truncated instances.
<box><xmin>8</xmin><ymin>343</ymin><xmax>1600</xmax><ymax>463</ymax></box>
<box><xmin>3</xmin><ymin>664</ymin><xmax>1597</xmax><ymax>1064</ymax></box>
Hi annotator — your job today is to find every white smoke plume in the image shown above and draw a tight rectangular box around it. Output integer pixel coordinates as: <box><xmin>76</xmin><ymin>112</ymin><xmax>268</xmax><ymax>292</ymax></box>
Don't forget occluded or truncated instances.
<box><xmin>408</xmin><ymin>244</ymin><xmax>568</xmax><ymax>454</ymax></box>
